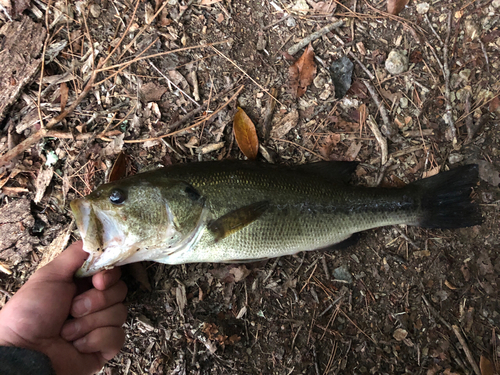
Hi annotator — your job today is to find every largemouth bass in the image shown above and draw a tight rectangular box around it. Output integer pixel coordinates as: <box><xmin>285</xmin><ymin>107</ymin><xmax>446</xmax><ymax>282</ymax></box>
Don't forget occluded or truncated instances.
<box><xmin>71</xmin><ymin>161</ymin><xmax>482</xmax><ymax>277</ymax></box>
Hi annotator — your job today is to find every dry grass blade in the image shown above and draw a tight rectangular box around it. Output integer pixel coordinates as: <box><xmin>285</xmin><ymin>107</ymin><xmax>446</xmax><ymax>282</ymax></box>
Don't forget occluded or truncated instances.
<box><xmin>233</xmin><ymin>107</ymin><xmax>259</xmax><ymax>160</ymax></box>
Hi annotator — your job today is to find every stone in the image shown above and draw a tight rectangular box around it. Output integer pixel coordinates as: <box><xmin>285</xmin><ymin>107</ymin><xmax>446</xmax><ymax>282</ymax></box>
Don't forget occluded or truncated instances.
<box><xmin>416</xmin><ymin>2</ymin><xmax>430</xmax><ymax>14</ymax></box>
<box><xmin>385</xmin><ymin>49</ymin><xmax>409</xmax><ymax>75</ymax></box>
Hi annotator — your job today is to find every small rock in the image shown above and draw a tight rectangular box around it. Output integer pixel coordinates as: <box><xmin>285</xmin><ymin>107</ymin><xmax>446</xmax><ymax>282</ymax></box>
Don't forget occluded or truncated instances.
<box><xmin>400</xmin><ymin>97</ymin><xmax>409</xmax><ymax>109</ymax></box>
<box><xmin>385</xmin><ymin>49</ymin><xmax>409</xmax><ymax>75</ymax></box>
<box><xmin>89</xmin><ymin>4</ymin><xmax>101</xmax><ymax>18</ymax></box>
<box><xmin>286</xmin><ymin>17</ymin><xmax>296</xmax><ymax>27</ymax></box>
<box><xmin>256</xmin><ymin>33</ymin><xmax>267</xmax><ymax>51</ymax></box>
<box><xmin>448</xmin><ymin>153</ymin><xmax>464</xmax><ymax>164</ymax></box>
<box><xmin>393</xmin><ymin>328</ymin><xmax>408</xmax><ymax>341</ymax></box>
<box><xmin>333</xmin><ymin>266</ymin><xmax>353</xmax><ymax>283</ymax></box>
<box><xmin>416</xmin><ymin>2</ymin><xmax>430</xmax><ymax>14</ymax></box>
<box><xmin>492</xmin><ymin>0</ymin><xmax>500</xmax><ymax>8</ymax></box>
<box><xmin>291</xmin><ymin>0</ymin><xmax>309</xmax><ymax>15</ymax></box>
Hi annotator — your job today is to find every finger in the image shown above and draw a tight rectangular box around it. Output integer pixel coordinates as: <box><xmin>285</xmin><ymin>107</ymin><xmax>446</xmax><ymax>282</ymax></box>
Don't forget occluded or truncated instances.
<box><xmin>61</xmin><ymin>303</ymin><xmax>128</xmax><ymax>342</ymax></box>
<box><xmin>32</xmin><ymin>241</ymin><xmax>88</xmax><ymax>283</ymax></box>
<box><xmin>73</xmin><ymin>326</ymin><xmax>126</xmax><ymax>361</ymax></box>
<box><xmin>92</xmin><ymin>267</ymin><xmax>122</xmax><ymax>291</ymax></box>
<box><xmin>71</xmin><ymin>280</ymin><xmax>127</xmax><ymax>318</ymax></box>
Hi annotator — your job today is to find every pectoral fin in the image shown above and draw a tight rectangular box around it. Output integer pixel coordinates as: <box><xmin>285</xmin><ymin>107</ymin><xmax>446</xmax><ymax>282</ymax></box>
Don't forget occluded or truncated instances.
<box><xmin>208</xmin><ymin>201</ymin><xmax>270</xmax><ymax>241</ymax></box>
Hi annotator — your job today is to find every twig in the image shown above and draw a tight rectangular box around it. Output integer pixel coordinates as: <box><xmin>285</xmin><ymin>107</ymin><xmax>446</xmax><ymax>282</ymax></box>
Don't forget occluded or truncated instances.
<box><xmin>367</xmin><ymin>116</ymin><xmax>388</xmax><ymax>166</ymax></box>
<box><xmin>263</xmin><ymin>14</ymin><xmax>291</xmax><ymax>30</ymax></box>
<box><xmin>393</xmin><ymin>226</ymin><xmax>419</xmax><ymax>249</ymax></box>
<box><xmin>287</xmin><ymin>20</ymin><xmax>344</xmax><ymax>55</ymax></box>
<box><xmin>442</xmin><ymin>12</ymin><xmax>458</xmax><ymax>148</ymax></box>
<box><xmin>424</xmin><ymin>14</ymin><xmax>443</xmax><ymax>45</ymax></box>
<box><xmin>274</xmin><ymin>138</ymin><xmax>327</xmax><ymax>161</ymax></box>
<box><xmin>148</xmin><ymin>61</ymin><xmax>200</xmax><ymax>107</ymax></box>
<box><xmin>452</xmin><ymin>325</ymin><xmax>481</xmax><ymax>375</ymax></box>
<box><xmin>348</xmin><ymin>50</ymin><xmax>375</xmax><ymax>80</ymax></box>
<box><xmin>363</xmin><ymin>80</ymin><xmax>402</xmax><ymax>143</ymax></box>
<box><xmin>0</xmin><ymin>3</ymin><xmax>13</xmax><ymax>22</ymax></box>
<box><xmin>478</xmin><ymin>38</ymin><xmax>490</xmax><ymax>74</ymax></box>
<box><xmin>374</xmin><ymin>157</ymin><xmax>394</xmax><ymax>187</ymax></box>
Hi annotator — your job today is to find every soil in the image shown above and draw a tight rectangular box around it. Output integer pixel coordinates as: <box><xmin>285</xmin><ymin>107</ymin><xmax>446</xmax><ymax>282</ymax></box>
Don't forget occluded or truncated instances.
<box><xmin>0</xmin><ymin>0</ymin><xmax>499</xmax><ymax>374</ymax></box>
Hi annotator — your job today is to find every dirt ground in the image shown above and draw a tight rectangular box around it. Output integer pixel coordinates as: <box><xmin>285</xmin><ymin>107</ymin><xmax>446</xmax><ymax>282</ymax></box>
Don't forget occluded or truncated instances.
<box><xmin>0</xmin><ymin>0</ymin><xmax>499</xmax><ymax>374</ymax></box>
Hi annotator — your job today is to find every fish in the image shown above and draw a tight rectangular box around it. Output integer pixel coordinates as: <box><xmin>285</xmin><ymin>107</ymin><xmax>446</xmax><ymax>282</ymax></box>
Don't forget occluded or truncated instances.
<box><xmin>70</xmin><ymin>161</ymin><xmax>482</xmax><ymax>277</ymax></box>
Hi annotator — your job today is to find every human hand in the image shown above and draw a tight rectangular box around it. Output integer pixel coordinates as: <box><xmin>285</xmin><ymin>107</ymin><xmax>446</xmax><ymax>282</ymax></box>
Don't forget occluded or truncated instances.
<box><xmin>0</xmin><ymin>241</ymin><xmax>128</xmax><ymax>375</ymax></box>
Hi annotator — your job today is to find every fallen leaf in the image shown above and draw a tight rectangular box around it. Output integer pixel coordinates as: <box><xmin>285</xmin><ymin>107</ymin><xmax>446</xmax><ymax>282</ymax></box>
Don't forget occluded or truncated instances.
<box><xmin>330</xmin><ymin>56</ymin><xmax>354</xmax><ymax>99</ymax></box>
<box><xmin>229</xmin><ymin>265</ymin><xmax>251</xmax><ymax>282</ymax></box>
<box><xmin>102</xmin><ymin>133</ymin><xmax>125</xmax><ymax>157</ymax></box>
<box><xmin>60</xmin><ymin>82</ymin><xmax>68</xmax><ymax>111</ymax></box>
<box><xmin>479</xmin><ymin>356</ymin><xmax>495</xmax><ymax>375</ymax></box>
<box><xmin>489</xmin><ymin>96</ymin><xmax>500</xmax><ymax>113</ymax></box>
<box><xmin>319</xmin><ymin>133</ymin><xmax>341</xmax><ymax>159</ymax></box>
<box><xmin>37</xmin><ymin>221</ymin><xmax>74</xmax><ymax>270</ymax></box>
<box><xmin>393</xmin><ymin>328</ymin><xmax>408</xmax><ymax>341</ymax></box>
<box><xmin>34</xmin><ymin>166</ymin><xmax>54</xmax><ymax>204</ymax></box>
<box><xmin>289</xmin><ymin>43</ymin><xmax>317</xmax><ymax>98</ymax></box>
<box><xmin>305</xmin><ymin>0</ymin><xmax>336</xmax><ymax>14</ymax></box>
<box><xmin>387</xmin><ymin>0</ymin><xmax>409</xmax><ymax>15</ymax></box>
<box><xmin>108</xmin><ymin>151</ymin><xmax>129</xmax><ymax>182</ymax></box>
<box><xmin>140</xmin><ymin>82</ymin><xmax>168</xmax><ymax>102</ymax></box>
<box><xmin>233</xmin><ymin>107</ymin><xmax>259</xmax><ymax>159</ymax></box>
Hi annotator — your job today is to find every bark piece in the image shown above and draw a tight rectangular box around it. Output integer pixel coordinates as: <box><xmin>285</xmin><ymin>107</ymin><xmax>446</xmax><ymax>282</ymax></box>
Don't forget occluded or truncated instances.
<box><xmin>0</xmin><ymin>16</ymin><xmax>46</xmax><ymax>122</ymax></box>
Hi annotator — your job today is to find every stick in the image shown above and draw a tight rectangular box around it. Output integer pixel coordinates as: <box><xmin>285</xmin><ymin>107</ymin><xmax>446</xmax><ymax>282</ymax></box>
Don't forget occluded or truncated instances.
<box><xmin>363</xmin><ymin>80</ymin><xmax>402</xmax><ymax>143</ymax></box>
<box><xmin>452</xmin><ymin>325</ymin><xmax>481</xmax><ymax>375</ymax></box>
<box><xmin>442</xmin><ymin>13</ymin><xmax>458</xmax><ymax>148</ymax></box>
<box><xmin>367</xmin><ymin>116</ymin><xmax>388</xmax><ymax>165</ymax></box>
<box><xmin>287</xmin><ymin>20</ymin><xmax>344</xmax><ymax>55</ymax></box>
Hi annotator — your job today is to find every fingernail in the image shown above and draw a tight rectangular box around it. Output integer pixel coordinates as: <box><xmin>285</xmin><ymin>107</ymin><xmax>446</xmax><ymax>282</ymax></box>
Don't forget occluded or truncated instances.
<box><xmin>72</xmin><ymin>297</ymin><xmax>91</xmax><ymax>317</ymax></box>
<box><xmin>61</xmin><ymin>321</ymin><xmax>80</xmax><ymax>340</ymax></box>
<box><xmin>73</xmin><ymin>336</ymin><xmax>87</xmax><ymax>352</ymax></box>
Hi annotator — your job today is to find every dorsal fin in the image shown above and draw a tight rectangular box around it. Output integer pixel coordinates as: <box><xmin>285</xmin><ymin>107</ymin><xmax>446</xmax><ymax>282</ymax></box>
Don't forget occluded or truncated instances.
<box><xmin>291</xmin><ymin>161</ymin><xmax>358</xmax><ymax>184</ymax></box>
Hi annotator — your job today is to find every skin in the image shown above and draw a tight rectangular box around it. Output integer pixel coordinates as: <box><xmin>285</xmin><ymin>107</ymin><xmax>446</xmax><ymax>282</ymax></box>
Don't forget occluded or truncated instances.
<box><xmin>0</xmin><ymin>241</ymin><xmax>128</xmax><ymax>375</ymax></box>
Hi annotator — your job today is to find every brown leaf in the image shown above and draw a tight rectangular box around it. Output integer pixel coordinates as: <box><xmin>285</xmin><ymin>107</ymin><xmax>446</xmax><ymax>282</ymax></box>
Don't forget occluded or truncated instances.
<box><xmin>387</xmin><ymin>0</ymin><xmax>408</xmax><ymax>15</ymax></box>
<box><xmin>108</xmin><ymin>151</ymin><xmax>129</xmax><ymax>183</ymax></box>
<box><xmin>479</xmin><ymin>356</ymin><xmax>495</xmax><ymax>375</ymax></box>
<box><xmin>60</xmin><ymin>82</ymin><xmax>68</xmax><ymax>112</ymax></box>
<box><xmin>233</xmin><ymin>107</ymin><xmax>259</xmax><ymax>159</ymax></box>
<box><xmin>34</xmin><ymin>166</ymin><xmax>54</xmax><ymax>204</ymax></box>
<box><xmin>489</xmin><ymin>96</ymin><xmax>500</xmax><ymax>113</ymax></box>
<box><xmin>289</xmin><ymin>43</ymin><xmax>317</xmax><ymax>98</ymax></box>
<box><xmin>306</xmin><ymin>0</ymin><xmax>336</xmax><ymax>14</ymax></box>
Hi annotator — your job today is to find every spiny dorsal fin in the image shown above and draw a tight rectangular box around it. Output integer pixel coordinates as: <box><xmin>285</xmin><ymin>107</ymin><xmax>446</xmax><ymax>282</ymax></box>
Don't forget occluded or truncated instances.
<box><xmin>208</xmin><ymin>201</ymin><xmax>270</xmax><ymax>242</ymax></box>
<box><xmin>292</xmin><ymin>161</ymin><xmax>358</xmax><ymax>184</ymax></box>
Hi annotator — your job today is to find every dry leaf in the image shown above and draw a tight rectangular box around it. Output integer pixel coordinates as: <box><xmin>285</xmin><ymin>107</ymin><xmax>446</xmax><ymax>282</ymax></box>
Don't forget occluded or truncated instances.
<box><xmin>108</xmin><ymin>151</ymin><xmax>129</xmax><ymax>183</ymax></box>
<box><xmin>289</xmin><ymin>43</ymin><xmax>317</xmax><ymax>98</ymax></box>
<box><xmin>102</xmin><ymin>133</ymin><xmax>125</xmax><ymax>157</ymax></box>
<box><xmin>37</xmin><ymin>221</ymin><xmax>74</xmax><ymax>270</ymax></box>
<box><xmin>34</xmin><ymin>166</ymin><xmax>54</xmax><ymax>204</ymax></box>
<box><xmin>306</xmin><ymin>0</ymin><xmax>336</xmax><ymax>14</ymax></box>
<box><xmin>387</xmin><ymin>0</ymin><xmax>409</xmax><ymax>15</ymax></box>
<box><xmin>60</xmin><ymin>82</ymin><xmax>68</xmax><ymax>112</ymax></box>
<box><xmin>233</xmin><ymin>107</ymin><xmax>259</xmax><ymax>160</ymax></box>
<box><xmin>479</xmin><ymin>356</ymin><xmax>495</xmax><ymax>375</ymax></box>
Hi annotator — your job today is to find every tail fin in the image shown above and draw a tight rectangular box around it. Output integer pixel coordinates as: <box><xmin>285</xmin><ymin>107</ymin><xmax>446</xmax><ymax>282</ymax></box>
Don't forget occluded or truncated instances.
<box><xmin>411</xmin><ymin>165</ymin><xmax>482</xmax><ymax>229</ymax></box>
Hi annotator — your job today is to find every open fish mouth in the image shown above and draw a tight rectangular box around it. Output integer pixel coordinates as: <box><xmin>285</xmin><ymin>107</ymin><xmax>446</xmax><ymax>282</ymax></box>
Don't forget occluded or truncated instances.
<box><xmin>71</xmin><ymin>198</ymin><xmax>131</xmax><ymax>277</ymax></box>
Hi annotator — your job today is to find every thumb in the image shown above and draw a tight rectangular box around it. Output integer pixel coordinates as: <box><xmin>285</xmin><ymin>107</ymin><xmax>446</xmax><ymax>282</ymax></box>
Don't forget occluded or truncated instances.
<box><xmin>34</xmin><ymin>241</ymin><xmax>89</xmax><ymax>282</ymax></box>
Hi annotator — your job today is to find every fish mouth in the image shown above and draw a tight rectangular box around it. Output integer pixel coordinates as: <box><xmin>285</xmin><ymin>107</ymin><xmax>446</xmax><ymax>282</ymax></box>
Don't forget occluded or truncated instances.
<box><xmin>71</xmin><ymin>198</ymin><xmax>103</xmax><ymax>277</ymax></box>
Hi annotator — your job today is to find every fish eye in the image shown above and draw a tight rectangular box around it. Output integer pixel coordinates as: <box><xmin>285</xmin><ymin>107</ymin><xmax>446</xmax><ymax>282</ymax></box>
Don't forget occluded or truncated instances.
<box><xmin>109</xmin><ymin>189</ymin><xmax>126</xmax><ymax>204</ymax></box>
